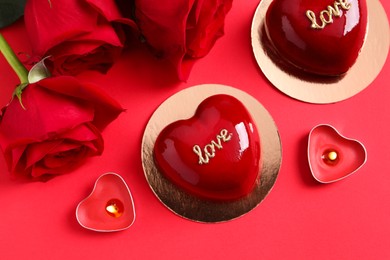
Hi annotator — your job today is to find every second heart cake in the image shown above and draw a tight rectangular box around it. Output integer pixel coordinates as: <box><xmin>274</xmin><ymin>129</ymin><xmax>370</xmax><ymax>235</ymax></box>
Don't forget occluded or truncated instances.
<box><xmin>153</xmin><ymin>94</ymin><xmax>261</xmax><ymax>201</ymax></box>
<box><xmin>265</xmin><ymin>0</ymin><xmax>368</xmax><ymax>76</ymax></box>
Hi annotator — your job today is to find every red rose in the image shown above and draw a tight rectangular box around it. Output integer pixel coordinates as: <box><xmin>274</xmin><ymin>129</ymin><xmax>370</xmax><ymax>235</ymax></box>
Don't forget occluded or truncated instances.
<box><xmin>0</xmin><ymin>76</ymin><xmax>123</xmax><ymax>179</ymax></box>
<box><xmin>133</xmin><ymin>0</ymin><xmax>233</xmax><ymax>80</ymax></box>
<box><xmin>24</xmin><ymin>0</ymin><xmax>128</xmax><ymax>75</ymax></box>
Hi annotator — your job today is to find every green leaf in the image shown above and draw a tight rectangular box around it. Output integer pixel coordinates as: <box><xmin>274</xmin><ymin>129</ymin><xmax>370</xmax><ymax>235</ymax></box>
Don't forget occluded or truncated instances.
<box><xmin>28</xmin><ymin>57</ymin><xmax>51</xmax><ymax>84</ymax></box>
<box><xmin>0</xmin><ymin>0</ymin><xmax>27</xmax><ymax>29</ymax></box>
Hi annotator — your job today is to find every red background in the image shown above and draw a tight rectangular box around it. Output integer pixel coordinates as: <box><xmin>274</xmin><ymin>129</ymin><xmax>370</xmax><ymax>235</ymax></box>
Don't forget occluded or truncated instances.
<box><xmin>0</xmin><ymin>1</ymin><xmax>389</xmax><ymax>259</ymax></box>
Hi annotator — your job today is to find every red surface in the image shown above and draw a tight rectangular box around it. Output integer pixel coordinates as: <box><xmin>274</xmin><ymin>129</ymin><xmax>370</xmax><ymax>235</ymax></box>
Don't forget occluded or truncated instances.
<box><xmin>154</xmin><ymin>94</ymin><xmax>260</xmax><ymax>201</ymax></box>
<box><xmin>0</xmin><ymin>1</ymin><xmax>389</xmax><ymax>259</ymax></box>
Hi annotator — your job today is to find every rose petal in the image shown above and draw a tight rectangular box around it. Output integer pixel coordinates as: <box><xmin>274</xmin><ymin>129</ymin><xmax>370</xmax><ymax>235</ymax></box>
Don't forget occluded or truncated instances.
<box><xmin>0</xmin><ymin>83</ymin><xmax>94</xmax><ymax>148</ymax></box>
<box><xmin>64</xmin><ymin>19</ymin><xmax>123</xmax><ymax>47</ymax></box>
<box><xmin>25</xmin><ymin>0</ymin><xmax>128</xmax><ymax>75</ymax></box>
<box><xmin>24</xmin><ymin>123</ymin><xmax>104</xmax><ymax>170</ymax></box>
<box><xmin>84</xmin><ymin>0</ymin><xmax>136</xmax><ymax>27</ymax></box>
<box><xmin>48</xmin><ymin>43</ymin><xmax>121</xmax><ymax>75</ymax></box>
<box><xmin>134</xmin><ymin>0</ymin><xmax>232</xmax><ymax>80</ymax></box>
<box><xmin>43</xmin><ymin>147</ymin><xmax>87</xmax><ymax>169</ymax></box>
<box><xmin>60</xmin><ymin>123</ymin><xmax>104</xmax><ymax>153</ymax></box>
<box><xmin>24</xmin><ymin>140</ymin><xmax>63</xmax><ymax>169</ymax></box>
<box><xmin>24</xmin><ymin>0</ymin><xmax>99</xmax><ymax>56</ymax></box>
<box><xmin>186</xmin><ymin>0</ymin><xmax>232</xmax><ymax>58</ymax></box>
<box><xmin>0</xmin><ymin>74</ymin><xmax>122</xmax><ymax>179</ymax></box>
<box><xmin>38</xmin><ymin>76</ymin><xmax>123</xmax><ymax>130</ymax></box>
<box><xmin>135</xmin><ymin>0</ymin><xmax>193</xmax><ymax>80</ymax></box>
<box><xmin>60</xmin><ymin>124</ymin><xmax>101</xmax><ymax>142</ymax></box>
<box><xmin>28</xmin><ymin>138</ymin><xmax>101</xmax><ymax>178</ymax></box>
<box><xmin>31</xmin><ymin>148</ymin><xmax>88</xmax><ymax>177</ymax></box>
<box><xmin>9</xmin><ymin>145</ymin><xmax>27</xmax><ymax>172</ymax></box>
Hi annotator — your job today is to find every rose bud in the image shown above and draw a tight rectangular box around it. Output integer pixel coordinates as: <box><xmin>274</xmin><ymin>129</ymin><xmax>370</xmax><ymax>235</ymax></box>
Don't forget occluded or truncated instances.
<box><xmin>0</xmin><ymin>76</ymin><xmax>123</xmax><ymax>179</ymax></box>
<box><xmin>24</xmin><ymin>0</ymin><xmax>128</xmax><ymax>75</ymax></box>
<box><xmin>132</xmin><ymin>0</ymin><xmax>233</xmax><ymax>80</ymax></box>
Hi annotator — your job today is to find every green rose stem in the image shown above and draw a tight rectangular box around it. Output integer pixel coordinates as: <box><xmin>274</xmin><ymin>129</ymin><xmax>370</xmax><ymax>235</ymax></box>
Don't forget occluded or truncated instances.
<box><xmin>0</xmin><ymin>32</ymin><xmax>29</xmax><ymax>108</ymax></box>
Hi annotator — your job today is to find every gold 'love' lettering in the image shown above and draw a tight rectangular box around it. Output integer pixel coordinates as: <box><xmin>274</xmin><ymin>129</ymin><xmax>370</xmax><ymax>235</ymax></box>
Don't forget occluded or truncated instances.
<box><xmin>306</xmin><ymin>0</ymin><xmax>351</xmax><ymax>29</ymax></box>
<box><xmin>193</xmin><ymin>129</ymin><xmax>233</xmax><ymax>165</ymax></box>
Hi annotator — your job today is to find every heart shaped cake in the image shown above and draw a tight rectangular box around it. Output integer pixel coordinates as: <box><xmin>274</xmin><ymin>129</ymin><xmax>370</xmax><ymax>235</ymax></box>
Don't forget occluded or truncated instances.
<box><xmin>265</xmin><ymin>0</ymin><xmax>367</xmax><ymax>76</ymax></box>
<box><xmin>153</xmin><ymin>94</ymin><xmax>261</xmax><ymax>201</ymax></box>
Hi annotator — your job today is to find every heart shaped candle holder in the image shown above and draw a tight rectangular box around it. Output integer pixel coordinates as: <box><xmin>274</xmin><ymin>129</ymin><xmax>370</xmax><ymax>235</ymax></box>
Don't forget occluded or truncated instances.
<box><xmin>308</xmin><ymin>124</ymin><xmax>367</xmax><ymax>183</ymax></box>
<box><xmin>76</xmin><ymin>173</ymin><xmax>136</xmax><ymax>232</ymax></box>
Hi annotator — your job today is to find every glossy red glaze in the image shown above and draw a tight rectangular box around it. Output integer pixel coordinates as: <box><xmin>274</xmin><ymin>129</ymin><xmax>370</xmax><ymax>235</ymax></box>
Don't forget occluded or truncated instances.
<box><xmin>265</xmin><ymin>0</ymin><xmax>367</xmax><ymax>76</ymax></box>
<box><xmin>154</xmin><ymin>95</ymin><xmax>261</xmax><ymax>201</ymax></box>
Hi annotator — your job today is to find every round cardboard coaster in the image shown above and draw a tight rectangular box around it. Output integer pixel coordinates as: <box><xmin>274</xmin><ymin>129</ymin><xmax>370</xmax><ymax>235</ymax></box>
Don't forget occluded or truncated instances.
<box><xmin>251</xmin><ymin>0</ymin><xmax>389</xmax><ymax>104</ymax></box>
<box><xmin>141</xmin><ymin>85</ymin><xmax>282</xmax><ymax>222</ymax></box>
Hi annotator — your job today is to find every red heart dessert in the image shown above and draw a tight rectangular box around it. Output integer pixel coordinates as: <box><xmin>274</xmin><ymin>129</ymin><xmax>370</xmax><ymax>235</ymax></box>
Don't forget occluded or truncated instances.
<box><xmin>76</xmin><ymin>173</ymin><xmax>136</xmax><ymax>232</ymax></box>
<box><xmin>265</xmin><ymin>0</ymin><xmax>367</xmax><ymax>76</ymax></box>
<box><xmin>308</xmin><ymin>125</ymin><xmax>367</xmax><ymax>183</ymax></box>
<box><xmin>153</xmin><ymin>94</ymin><xmax>261</xmax><ymax>201</ymax></box>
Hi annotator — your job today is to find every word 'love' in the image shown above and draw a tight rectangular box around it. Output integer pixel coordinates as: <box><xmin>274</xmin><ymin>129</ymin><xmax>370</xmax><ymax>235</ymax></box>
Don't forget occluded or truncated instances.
<box><xmin>193</xmin><ymin>129</ymin><xmax>232</xmax><ymax>165</ymax></box>
<box><xmin>306</xmin><ymin>0</ymin><xmax>351</xmax><ymax>29</ymax></box>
